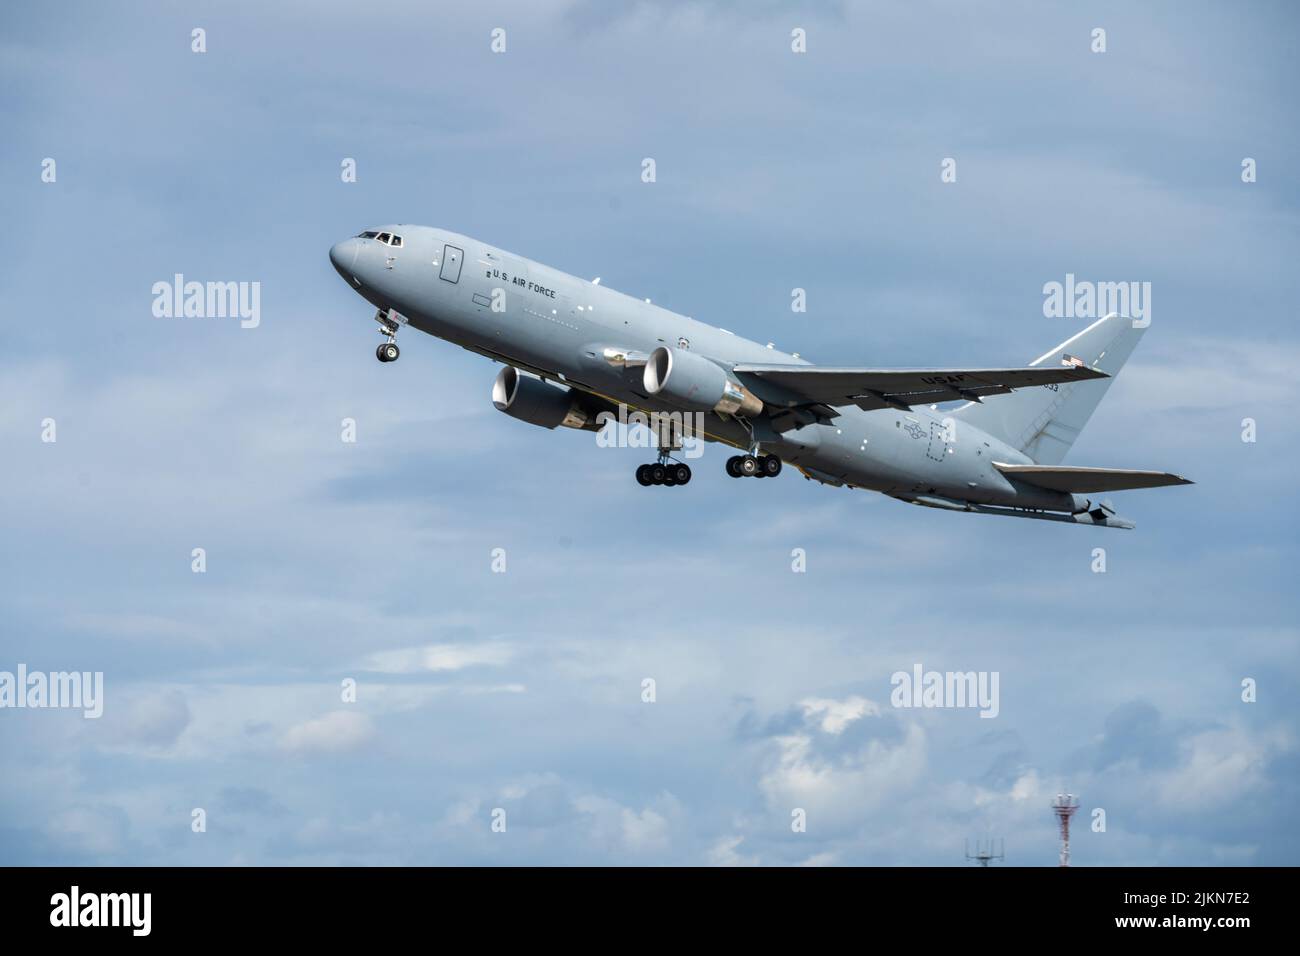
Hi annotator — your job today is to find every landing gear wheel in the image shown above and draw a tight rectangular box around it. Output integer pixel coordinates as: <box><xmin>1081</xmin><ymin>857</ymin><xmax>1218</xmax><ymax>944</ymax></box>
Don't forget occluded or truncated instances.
<box><xmin>378</xmin><ymin>342</ymin><xmax>400</xmax><ymax>363</ymax></box>
<box><xmin>739</xmin><ymin>455</ymin><xmax>759</xmax><ymax>477</ymax></box>
<box><xmin>639</xmin><ymin>460</ymin><xmax>691</xmax><ymax>487</ymax></box>
<box><xmin>761</xmin><ymin>455</ymin><xmax>782</xmax><ymax>477</ymax></box>
<box><xmin>726</xmin><ymin>456</ymin><xmax>743</xmax><ymax>478</ymax></box>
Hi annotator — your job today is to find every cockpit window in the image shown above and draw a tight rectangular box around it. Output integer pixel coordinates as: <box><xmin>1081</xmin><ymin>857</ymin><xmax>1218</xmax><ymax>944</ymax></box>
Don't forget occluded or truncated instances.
<box><xmin>355</xmin><ymin>230</ymin><xmax>402</xmax><ymax>246</ymax></box>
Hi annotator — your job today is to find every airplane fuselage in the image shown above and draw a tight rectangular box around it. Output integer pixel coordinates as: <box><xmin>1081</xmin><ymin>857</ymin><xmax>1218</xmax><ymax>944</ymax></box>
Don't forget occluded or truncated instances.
<box><xmin>329</xmin><ymin>225</ymin><xmax>1090</xmax><ymax>516</ymax></box>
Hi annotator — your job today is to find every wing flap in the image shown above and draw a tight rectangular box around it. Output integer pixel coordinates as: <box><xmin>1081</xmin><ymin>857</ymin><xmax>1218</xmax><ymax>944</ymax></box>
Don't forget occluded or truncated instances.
<box><xmin>993</xmin><ymin>463</ymin><xmax>1194</xmax><ymax>494</ymax></box>
<box><xmin>732</xmin><ymin>364</ymin><xmax>1107</xmax><ymax>410</ymax></box>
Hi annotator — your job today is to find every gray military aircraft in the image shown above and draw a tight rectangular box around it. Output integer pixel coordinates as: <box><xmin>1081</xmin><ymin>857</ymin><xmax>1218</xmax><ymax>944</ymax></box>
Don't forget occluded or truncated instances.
<box><xmin>329</xmin><ymin>225</ymin><xmax>1190</xmax><ymax>529</ymax></box>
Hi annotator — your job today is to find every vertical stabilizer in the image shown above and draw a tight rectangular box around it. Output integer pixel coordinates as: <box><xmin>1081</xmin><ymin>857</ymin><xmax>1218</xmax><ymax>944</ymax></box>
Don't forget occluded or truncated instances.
<box><xmin>953</xmin><ymin>312</ymin><xmax>1144</xmax><ymax>464</ymax></box>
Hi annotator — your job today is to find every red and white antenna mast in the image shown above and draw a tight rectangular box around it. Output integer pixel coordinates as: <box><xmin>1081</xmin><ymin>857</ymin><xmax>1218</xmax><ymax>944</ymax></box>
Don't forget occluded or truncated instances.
<box><xmin>1053</xmin><ymin>793</ymin><xmax>1080</xmax><ymax>867</ymax></box>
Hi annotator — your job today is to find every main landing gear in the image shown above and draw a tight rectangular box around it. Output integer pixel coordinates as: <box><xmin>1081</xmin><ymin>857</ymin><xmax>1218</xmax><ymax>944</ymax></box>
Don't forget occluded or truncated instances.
<box><xmin>636</xmin><ymin>458</ymin><xmax>692</xmax><ymax>487</ymax></box>
<box><xmin>636</xmin><ymin>417</ymin><xmax>692</xmax><ymax>487</ymax></box>
<box><xmin>727</xmin><ymin>454</ymin><xmax>782</xmax><ymax>479</ymax></box>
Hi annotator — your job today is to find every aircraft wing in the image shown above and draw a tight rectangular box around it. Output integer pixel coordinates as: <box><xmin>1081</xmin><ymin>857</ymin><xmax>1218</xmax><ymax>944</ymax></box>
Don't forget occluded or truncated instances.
<box><xmin>731</xmin><ymin>363</ymin><xmax>1108</xmax><ymax>410</ymax></box>
<box><xmin>993</xmin><ymin>463</ymin><xmax>1194</xmax><ymax>493</ymax></box>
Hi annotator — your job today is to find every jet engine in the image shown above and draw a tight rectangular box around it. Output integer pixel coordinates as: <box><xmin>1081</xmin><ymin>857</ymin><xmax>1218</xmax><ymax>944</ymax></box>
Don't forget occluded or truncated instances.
<box><xmin>491</xmin><ymin>366</ymin><xmax>600</xmax><ymax>431</ymax></box>
<box><xmin>642</xmin><ymin>346</ymin><xmax>762</xmax><ymax>416</ymax></box>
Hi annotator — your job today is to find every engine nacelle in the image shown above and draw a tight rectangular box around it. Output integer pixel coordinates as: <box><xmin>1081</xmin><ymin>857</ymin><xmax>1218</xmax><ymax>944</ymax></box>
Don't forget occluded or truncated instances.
<box><xmin>643</xmin><ymin>346</ymin><xmax>762</xmax><ymax>416</ymax></box>
<box><xmin>492</xmin><ymin>366</ymin><xmax>598</xmax><ymax>431</ymax></box>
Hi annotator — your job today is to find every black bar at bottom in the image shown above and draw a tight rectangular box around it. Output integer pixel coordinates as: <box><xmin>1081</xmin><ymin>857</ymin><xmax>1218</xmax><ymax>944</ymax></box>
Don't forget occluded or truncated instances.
<box><xmin>0</xmin><ymin>866</ymin><xmax>1279</xmax><ymax>942</ymax></box>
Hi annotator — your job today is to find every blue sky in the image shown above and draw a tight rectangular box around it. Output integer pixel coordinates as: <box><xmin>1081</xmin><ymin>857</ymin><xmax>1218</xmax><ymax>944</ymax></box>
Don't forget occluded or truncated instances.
<box><xmin>1</xmin><ymin>0</ymin><xmax>1297</xmax><ymax>865</ymax></box>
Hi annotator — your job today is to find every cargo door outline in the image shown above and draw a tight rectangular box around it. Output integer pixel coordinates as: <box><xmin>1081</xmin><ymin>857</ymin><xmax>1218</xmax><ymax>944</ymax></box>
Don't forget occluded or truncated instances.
<box><xmin>926</xmin><ymin>420</ymin><xmax>952</xmax><ymax>462</ymax></box>
<box><xmin>440</xmin><ymin>244</ymin><xmax>463</xmax><ymax>283</ymax></box>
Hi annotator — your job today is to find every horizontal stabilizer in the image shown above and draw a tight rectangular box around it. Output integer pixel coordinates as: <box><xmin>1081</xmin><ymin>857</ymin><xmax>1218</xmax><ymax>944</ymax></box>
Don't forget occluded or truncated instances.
<box><xmin>993</xmin><ymin>463</ymin><xmax>1193</xmax><ymax>494</ymax></box>
<box><xmin>732</xmin><ymin>364</ymin><xmax>1107</xmax><ymax>411</ymax></box>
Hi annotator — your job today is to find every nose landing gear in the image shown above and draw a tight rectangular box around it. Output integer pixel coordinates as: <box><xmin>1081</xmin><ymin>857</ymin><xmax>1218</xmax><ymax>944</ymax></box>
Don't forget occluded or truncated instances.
<box><xmin>375</xmin><ymin>309</ymin><xmax>401</xmax><ymax>362</ymax></box>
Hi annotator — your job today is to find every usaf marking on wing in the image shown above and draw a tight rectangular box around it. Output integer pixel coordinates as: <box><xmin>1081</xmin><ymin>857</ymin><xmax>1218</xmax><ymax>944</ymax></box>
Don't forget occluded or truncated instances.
<box><xmin>329</xmin><ymin>226</ymin><xmax>1191</xmax><ymax>529</ymax></box>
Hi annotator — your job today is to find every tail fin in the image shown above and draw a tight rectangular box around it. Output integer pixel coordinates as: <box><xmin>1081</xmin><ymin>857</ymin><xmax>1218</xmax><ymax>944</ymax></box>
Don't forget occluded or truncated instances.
<box><xmin>952</xmin><ymin>312</ymin><xmax>1144</xmax><ymax>465</ymax></box>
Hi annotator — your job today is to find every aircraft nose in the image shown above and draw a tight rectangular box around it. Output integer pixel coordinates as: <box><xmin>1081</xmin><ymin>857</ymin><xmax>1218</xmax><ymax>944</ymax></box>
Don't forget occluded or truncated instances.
<box><xmin>329</xmin><ymin>238</ymin><xmax>359</xmax><ymax>277</ymax></box>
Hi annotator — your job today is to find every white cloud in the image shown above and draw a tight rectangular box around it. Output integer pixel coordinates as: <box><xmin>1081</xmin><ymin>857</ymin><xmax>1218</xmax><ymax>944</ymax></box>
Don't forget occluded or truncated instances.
<box><xmin>281</xmin><ymin>711</ymin><xmax>376</xmax><ymax>756</ymax></box>
<box><xmin>363</xmin><ymin>643</ymin><xmax>515</xmax><ymax>674</ymax></box>
<box><xmin>620</xmin><ymin>807</ymin><xmax>670</xmax><ymax>853</ymax></box>
<box><xmin>1152</xmin><ymin>726</ymin><xmax>1278</xmax><ymax>811</ymax></box>
<box><xmin>758</xmin><ymin>701</ymin><xmax>928</xmax><ymax>830</ymax></box>
<box><xmin>1009</xmin><ymin>769</ymin><xmax>1043</xmax><ymax>803</ymax></box>
<box><xmin>107</xmin><ymin>690</ymin><xmax>192</xmax><ymax>751</ymax></box>
<box><xmin>800</xmin><ymin>696</ymin><xmax>880</xmax><ymax>734</ymax></box>
<box><xmin>707</xmin><ymin>835</ymin><xmax>759</xmax><ymax>867</ymax></box>
<box><xmin>797</xmin><ymin>851</ymin><xmax>840</xmax><ymax>867</ymax></box>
